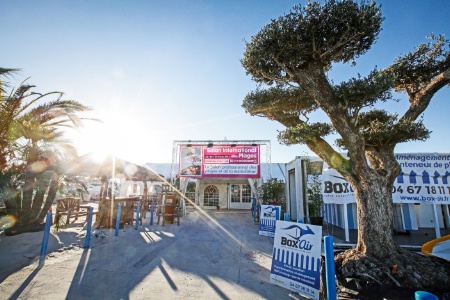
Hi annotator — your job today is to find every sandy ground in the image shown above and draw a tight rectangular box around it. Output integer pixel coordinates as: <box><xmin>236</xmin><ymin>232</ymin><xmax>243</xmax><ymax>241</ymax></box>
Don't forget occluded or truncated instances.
<box><xmin>0</xmin><ymin>207</ymin><xmax>308</xmax><ymax>300</ymax></box>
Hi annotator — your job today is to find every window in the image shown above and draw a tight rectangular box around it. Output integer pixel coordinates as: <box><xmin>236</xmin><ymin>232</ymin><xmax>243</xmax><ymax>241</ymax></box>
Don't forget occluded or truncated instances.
<box><xmin>231</xmin><ymin>185</ymin><xmax>240</xmax><ymax>203</ymax></box>
<box><xmin>242</xmin><ymin>184</ymin><xmax>252</xmax><ymax>203</ymax></box>
<box><xmin>204</xmin><ymin>185</ymin><xmax>219</xmax><ymax>207</ymax></box>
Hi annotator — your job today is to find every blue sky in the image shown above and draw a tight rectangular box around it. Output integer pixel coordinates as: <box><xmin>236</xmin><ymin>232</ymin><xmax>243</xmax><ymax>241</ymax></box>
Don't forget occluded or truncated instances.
<box><xmin>2</xmin><ymin>0</ymin><xmax>449</xmax><ymax>165</ymax></box>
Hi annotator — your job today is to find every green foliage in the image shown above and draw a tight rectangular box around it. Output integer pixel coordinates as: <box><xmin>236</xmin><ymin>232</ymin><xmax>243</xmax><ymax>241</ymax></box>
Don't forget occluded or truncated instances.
<box><xmin>336</xmin><ymin>110</ymin><xmax>431</xmax><ymax>149</ymax></box>
<box><xmin>305</xmin><ymin>160</ymin><xmax>323</xmax><ymax>217</ymax></box>
<box><xmin>334</xmin><ymin>69</ymin><xmax>395</xmax><ymax>111</ymax></box>
<box><xmin>307</xmin><ymin>174</ymin><xmax>323</xmax><ymax>217</ymax></box>
<box><xmin>387</xmin><ymin>34</ymin><xmax>450</xmax><ymax>94</ymax></box>
<box><xmin>258</xmin><ymin>178</ymin><xmax>285</xmax><ymax>207</ymax></box>
<box><xmin>278</xmin><ymin>122</ymin><xmax>334</xmax><ymax>145</ymax></box>
<box><xmin>0</xmin><ymin>69</ymin><xmax>95</xmax><ymax>226</ymax></box>
<box><xmin>241</xmin><ymin>0</ymin><xmax>382</xmax><ymax>84</ymax></box>
<box><xmin>243</xmin><ymin>86</ymin><xmax>318</xmax><ymax>121</ymax></box>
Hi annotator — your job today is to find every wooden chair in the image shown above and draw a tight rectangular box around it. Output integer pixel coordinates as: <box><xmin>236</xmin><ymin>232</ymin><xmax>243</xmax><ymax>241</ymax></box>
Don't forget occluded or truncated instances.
<box><xmin>156</xmin><ymin>194</ymin><xmax>180</xmax><ymax>226</ymax></box>
<box><xmin>54</xmin><ymin>197</ymin><xmax>95</xmax><ymax>227</ymax></box>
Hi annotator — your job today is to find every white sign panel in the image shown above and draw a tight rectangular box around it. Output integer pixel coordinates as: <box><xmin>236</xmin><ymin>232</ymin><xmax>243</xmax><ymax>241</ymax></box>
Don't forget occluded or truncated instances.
<box><xmin>259</xmin><ymin>205</ymin><xmax>280</xmax><ymax>237</ymax></box>
<box><xmin>322</xmin><ymin>153</ymin><xmax>450</xmax><ymax>204</ymax></box>
<box><xmin>270</xmin><ymin>221</ymin><xmax>322</xmax><ymax>300</ymax></box>
<box><xmin>393</xmin><ymin>153</ymin><xmax>450</xmax><ymax>204</ymax></box>
<box><xmin>322</xmin><ymin>164</ymin><xmax>354</xmax><ymax>204</ymax></box>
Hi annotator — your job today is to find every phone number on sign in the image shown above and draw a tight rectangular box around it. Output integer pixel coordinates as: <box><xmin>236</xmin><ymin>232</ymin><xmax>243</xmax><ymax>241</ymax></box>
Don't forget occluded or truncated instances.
<box><xmin>392</xmin><ymin>185</ymin><xmax>450</xmax><ymax>194</ymax></box>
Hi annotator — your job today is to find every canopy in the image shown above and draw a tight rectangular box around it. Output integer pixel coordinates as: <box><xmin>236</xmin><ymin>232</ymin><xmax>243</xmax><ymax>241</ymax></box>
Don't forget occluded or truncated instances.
<box><xmin>63</xmin><ymin>153</ymin><xmax>163</xmax><ymax>182</ymax></box>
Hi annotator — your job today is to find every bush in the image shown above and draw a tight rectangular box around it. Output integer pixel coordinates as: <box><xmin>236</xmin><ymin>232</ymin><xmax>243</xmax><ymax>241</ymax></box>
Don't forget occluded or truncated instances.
<box><xmin>258</xmin><ymin>178</ymin><xmax>285</xmax><ymax>209</ymax></box>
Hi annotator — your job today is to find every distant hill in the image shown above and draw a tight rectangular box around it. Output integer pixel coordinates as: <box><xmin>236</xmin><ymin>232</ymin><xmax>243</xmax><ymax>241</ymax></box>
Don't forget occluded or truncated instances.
<box><xmin>144</xmin><ymin>163</ymin><xmax>287</xmax><ymax>181</ymax></box>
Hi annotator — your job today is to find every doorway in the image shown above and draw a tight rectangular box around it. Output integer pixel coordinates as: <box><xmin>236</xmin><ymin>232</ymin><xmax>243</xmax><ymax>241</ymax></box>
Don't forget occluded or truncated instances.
<box><xmin>229</xmin><ymin>184</ymin><xmax>252</xmax><ymax>209</ymax></box>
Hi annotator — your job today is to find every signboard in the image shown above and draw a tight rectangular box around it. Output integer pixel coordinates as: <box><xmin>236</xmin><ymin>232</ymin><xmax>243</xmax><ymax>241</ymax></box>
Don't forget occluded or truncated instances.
<box><xmin>322</xmin><ymin>153</ymin><xmax>450</xmax><ymax>204</ymax></box>
<box><xmin>322</xmin><ymin>164</ymin><xmax>354</xmax><ymax>204</ymax></box>
<box><xmin>259</xmin><ymin>205</ymin><xmax>280</xmax><ymax>237</ymax></box>
<box><xmin>393</xmin><ymin>153</ymin><xmax>450</xmax><ymax>204</ymax></box>
<box><xmin>179</xmin><ymin>144</ymin><xmax>260</xmax><ymax>178</ymax></box>
<box><xmin>270</xmin><ymin>221</ymin><xmax>322</xmax><ymax>300</ymax></box>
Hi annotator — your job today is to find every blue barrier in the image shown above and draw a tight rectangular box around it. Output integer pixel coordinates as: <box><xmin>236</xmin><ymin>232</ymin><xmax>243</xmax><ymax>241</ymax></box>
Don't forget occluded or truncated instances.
<box><xmin>150</xmin><ymin>199</ymin><xmax>154</xmax><ymax>225</ymax></box>
<box><xmin>251</xmin><ymin>198</ymin><xmax>256</xmax><ymax>217</ymax></box>
<box><xmin>38</xmin><ymin>212</ymin><xmax>52</xmax><ymax>268</ymax></box>
<box><xmin>84</xmin><ymin>207</ymin><xmax>94</xmax><ymax>248</ymax></box>
<box><xmin>324</xmin><ymin>236</ymin><xmax>337</xmax><ymax>300</ymax></box>
<box><xmin>254</xmin><ymin>205</ymin><xmax>260</xmax><ymax>223</ymax></box>
<box><xmin>415</xmin><ymin>291</ymin><xmax>438</xmax><ymax>300</ymax></box>
<box><xmin>115</xmin><ymin>204</ymin><xmax>122</xmax><ymax>236</ymax></box>
<box><xmin>135</xmin><ymin>201</ymin><xmax>140</xmax><ymax>230</ymax></box>
<box><xmin>275</xmin><ymin>207</ymin><xmax>280</xmax><ymax>220</ymax></box>
<box><xmin>284</xmin><ymin>212</ymin><xmax>289</xmax><ymax>221</ymax></box>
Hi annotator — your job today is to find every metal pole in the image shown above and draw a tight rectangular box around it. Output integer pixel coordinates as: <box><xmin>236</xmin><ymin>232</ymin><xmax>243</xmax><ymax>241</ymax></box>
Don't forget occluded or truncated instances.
<box><xmin>39</xmin><ymin>212</ymin><xmax>53</xmax><ymax>268</ymax></box>
<box><xmin>110</xmin><ymin>154</ymin><xmax>116</xmax><ymax>228</ymax></box>
<box><xmin>115</xmin><ymin>204</ymin><xmax>122</xmax><ymax>236</ymax></box>
<box><xmin>84</xmin><ymin>207</ymin><xmax>94</xmax><ymax>248</ymax></box>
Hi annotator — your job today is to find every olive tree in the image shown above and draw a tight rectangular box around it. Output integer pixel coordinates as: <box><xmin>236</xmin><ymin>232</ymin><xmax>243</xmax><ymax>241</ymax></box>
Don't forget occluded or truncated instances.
<box><xmin>241</xmin><ymin>0</ymin><xmax>450</xmax><ymax>292</ymax></box>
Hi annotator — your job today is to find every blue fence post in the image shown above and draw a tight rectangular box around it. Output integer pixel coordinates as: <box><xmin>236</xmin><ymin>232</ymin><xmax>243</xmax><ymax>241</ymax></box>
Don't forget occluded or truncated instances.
<box><xmin>135</xmin><ymin>201</ymin><xmax>140</xmax><ymax>230</ymax></box>
<box><xmin>38</xmin><ymin>212</ymin><xmax>52</xmax><ymax>268</ymax></box>
<box><xmin>84</xmin><ymin>207</ymin><xmax>93</xmax><ymax>249</ymax></box>
<box><xmin>324</xmin><ymin>236</ymin><xmax>337</xmax><ymax>300</ymax></box>
<box><xmin>251</xmin><ymin>198</ymin><xmax>256</xmax><ymax>217</ymax></box>
<box><xmin>150</xmin><ymin>198</ymin><xmax>154</xmax><ymax>225</ymax></box>
<box><xmin>115</xmin><ymin>204</ymin><xmax>122</xmax><ymax>236</ymax></box>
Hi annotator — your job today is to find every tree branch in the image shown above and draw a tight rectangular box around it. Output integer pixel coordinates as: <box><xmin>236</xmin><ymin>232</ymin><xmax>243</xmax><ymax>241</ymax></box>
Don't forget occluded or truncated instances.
<box><xmin>402</xmin><ymin>68</ymin><xmax>450</xmax><ymax>121</ymax></box>
<box><xmin>273</xmin><ymin>57</ymin><xmax>295</xmax><ymax>79</ymax></box>
<box><xmin>320</xmin><ymin>31</ymin><xmax>365</xmax><ymax>60</ymax></box>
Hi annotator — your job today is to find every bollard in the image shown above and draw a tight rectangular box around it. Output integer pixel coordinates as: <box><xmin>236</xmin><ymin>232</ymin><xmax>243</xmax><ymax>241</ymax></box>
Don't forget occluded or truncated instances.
<box><xmin>251</xmin><ymin>198</ymin><xmax>256</xmax><ymax>217</ymax></box>
<box><xmin>284</xmin><ymin>212</ymin><xmax>289</xmax><ymax>221</ymax></box>
<box><xmin>415</xmin><ymin>291</ymin><xmax>438</xmax><ymax>300</ymax></box>
<box><xmin>84</xmin><ymin>207</ymin><xmax>94</xmax><ymax>248</ymax></box>
<box><xmin>297</xmin><ymin>220</ymin><xmax>303</xmax><ymax>223</ymax></box>
<box><xmin>324</xmin><ymin>236</ymin><xmax>337</xmax><ymax>300</ymax></box>
<box><xmin>275</xmin><ymin>207</ymin><xmax>280</xmax><ymax>220</ymax></box>
<box><xmin>135</xmin><ymin>201</ymin><xmax>140</xmax><ymax>230</ymax></box>
<box><xmin>38</xmin><ymin>212</ymin><xmax>53</xmax><ymax>268</ymax></box>
<box><xmin>254</xmin><ymin>205</ymin><xmax>260</xmax><ymax>224</ymax></box>
<box><xmin>115</xmin><ymin>204</ymin><xmax>122</xmax><ymax>236</ymax></box>
<box><xmin>150</xmin><ymin>199</ymin><xmax>154</xmax><ymax>225</ymax></box>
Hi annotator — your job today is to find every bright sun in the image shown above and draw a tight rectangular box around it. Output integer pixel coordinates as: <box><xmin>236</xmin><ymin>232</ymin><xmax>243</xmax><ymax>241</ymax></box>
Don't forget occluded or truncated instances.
<box><xmin>70</xmin><ymin>112</ymin><xmax>141</xmax><ymax>164</ymax></box>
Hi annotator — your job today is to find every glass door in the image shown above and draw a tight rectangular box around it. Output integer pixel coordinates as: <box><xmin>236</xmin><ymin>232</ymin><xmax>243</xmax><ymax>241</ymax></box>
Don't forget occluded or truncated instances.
<box><xmin>230</xmin><ymin>184</ymin><xmax>252</xmax><ymax>209</ymax></box>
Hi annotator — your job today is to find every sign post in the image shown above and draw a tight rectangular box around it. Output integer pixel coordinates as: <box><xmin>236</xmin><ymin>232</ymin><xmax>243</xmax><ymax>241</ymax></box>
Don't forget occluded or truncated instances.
<box><xmin>270</xmin><ymin>221</ymin><xmax>323</xmax><ymax>300</ymax></box>
<box><xmin>259</xmin><ymin>204</ymin><xmax>280</xmax><ymax>237</ymax></box>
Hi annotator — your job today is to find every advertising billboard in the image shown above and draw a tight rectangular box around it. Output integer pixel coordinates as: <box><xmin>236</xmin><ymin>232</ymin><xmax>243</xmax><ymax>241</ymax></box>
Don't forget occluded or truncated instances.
<box><xmin>322</xmin><ymin>153</ymin><xmax>450</xmax><ymax>204</ymax></box>
<box><xmin>179</xmin><ymin>144</ymin><xmax>260</xmax><ymax>178</ymax></box>
<box><xmin>270</xmin><ymin>221</ymin><xmax>322</xmax><ymax>300</ymax></box>
<box><xmin>259</xmin><ymin>205</ymin><xmax>281</xmax><ymax>237</ymax></box>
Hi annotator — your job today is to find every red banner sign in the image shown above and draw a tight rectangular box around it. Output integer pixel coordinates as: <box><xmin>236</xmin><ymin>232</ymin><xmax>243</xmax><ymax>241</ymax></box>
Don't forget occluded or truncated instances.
<box><xmin>179</xmin><ymin>144</ymin><xmax>260</xmax><ymax>178</ymax></box>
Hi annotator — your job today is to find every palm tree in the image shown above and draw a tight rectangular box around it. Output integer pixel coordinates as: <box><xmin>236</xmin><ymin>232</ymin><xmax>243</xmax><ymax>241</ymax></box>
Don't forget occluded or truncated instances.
<box><xmin>1</xmin><ymin>68</ymin><xmax>95</xmax><ymax>229</ymax></box>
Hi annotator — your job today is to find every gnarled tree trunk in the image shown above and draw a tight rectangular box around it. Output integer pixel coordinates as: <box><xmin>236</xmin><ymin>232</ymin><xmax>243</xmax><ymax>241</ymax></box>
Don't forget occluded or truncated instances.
<box><xmin>335</xmin><ymin>163</ymin><xmax>450</xmax><ymax>295</ymax></box>
<box><xmin>353</xmin><ymin>172</ymin><xmax>397</xmax><ymax>257</ymax></box>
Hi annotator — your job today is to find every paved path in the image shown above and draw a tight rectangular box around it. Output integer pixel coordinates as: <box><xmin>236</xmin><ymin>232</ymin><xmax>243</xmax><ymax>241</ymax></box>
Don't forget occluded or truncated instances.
<box><xmin>0</xmin><ymin>209</ymin><xmax>307</xmax><ymax>300</ymax></box>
